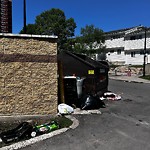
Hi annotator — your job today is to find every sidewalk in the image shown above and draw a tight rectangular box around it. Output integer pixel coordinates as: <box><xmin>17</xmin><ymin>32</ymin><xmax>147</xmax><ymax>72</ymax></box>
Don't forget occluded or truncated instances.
<box><xmin>109</xmin><ymin>74</ymin><xmax>150</xmax><ymax>84</ymax></box>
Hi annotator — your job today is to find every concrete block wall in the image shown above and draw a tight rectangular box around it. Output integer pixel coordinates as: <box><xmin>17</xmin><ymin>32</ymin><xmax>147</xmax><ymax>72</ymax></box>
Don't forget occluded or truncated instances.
<box><xmin>0</xmin><ymin>34</ymin><xmax>58</xmax><ymax>115</ymax></box>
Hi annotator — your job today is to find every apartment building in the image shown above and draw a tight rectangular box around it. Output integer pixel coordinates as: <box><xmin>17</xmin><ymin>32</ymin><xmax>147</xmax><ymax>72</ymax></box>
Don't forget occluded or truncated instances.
<box><xmin>105</xmin><ymin>26</ymin><xmax>150</xmax><ymax>65</ymax></box>
<box><xmin>0</xmin><ymin>0</ymin><xmax>12</xmax><ymax>33</ymax></box>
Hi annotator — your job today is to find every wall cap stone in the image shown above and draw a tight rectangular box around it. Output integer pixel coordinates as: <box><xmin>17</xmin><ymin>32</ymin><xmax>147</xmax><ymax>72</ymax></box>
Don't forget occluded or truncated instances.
<box><xmin>0</xmin><ymin>33</ymin><xmax>58</xmax><ymax>39</ymax></box>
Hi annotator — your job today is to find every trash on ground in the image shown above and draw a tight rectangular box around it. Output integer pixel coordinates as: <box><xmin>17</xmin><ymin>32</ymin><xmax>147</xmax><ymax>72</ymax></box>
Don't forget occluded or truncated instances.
<box><xmin>58</xmin><ymin>103</ymin><xmax>74</xmax><ymax>115</ymax></box>
<box><xmin>73</xmin><ymin>108</ymin><xmax>102</xmax><ymax>115</ymax></box>
<box><xmin>0</xmin><ymin>122</ymin><xmax>33</xmax><ymax>144</ymax></box>
<box><xmin>80</xmin><ymin>94</ymin><xmax>105</xmax><ymax>110</ymax></box>
<box><xmin>100</xmin><ymin>92</ymin><xmax>121</xmax><ymax>101</ymax></box>
<box><xmin>31</xmin><ymin>121</ymin><xmax>59</xmax><ymax>137</ymax></box>
<box><xmin>0</xmin><ymin>120</ymin><xmax>60</xmax><ymax>143</ymax></box>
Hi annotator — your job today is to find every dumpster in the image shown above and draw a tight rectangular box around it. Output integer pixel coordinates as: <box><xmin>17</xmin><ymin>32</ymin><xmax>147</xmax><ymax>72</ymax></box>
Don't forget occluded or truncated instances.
<box><xmin>63</xmin><ymin>76</ymin><xmax>85</xmax><ymax>106</ymax></box>
<box><xmin>58</xmin><ymin>51</ymin><xmax>109</xmax><ymax>105</ymax></box>
<box><xmin>63</xmin><ymin>76</ymin><xmax>78</xmax><ymax>106</ymax></box>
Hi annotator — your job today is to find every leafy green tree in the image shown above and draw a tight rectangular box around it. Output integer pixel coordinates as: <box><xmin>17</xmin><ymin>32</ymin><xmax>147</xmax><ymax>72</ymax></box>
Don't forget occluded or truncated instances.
<box><xmin>20</xmin><ymin>8</ymin><xmax>76</xmax><ymax>50</ymax></box>
<box><xmin>73</xmin><ymin>25</ymin><xmax>106</xmax><ymax>59</ymax></box>
<box><xmin>20</xmin><ymin>24</ymin><xmax>37</xmax><ymax>34</ymax></box>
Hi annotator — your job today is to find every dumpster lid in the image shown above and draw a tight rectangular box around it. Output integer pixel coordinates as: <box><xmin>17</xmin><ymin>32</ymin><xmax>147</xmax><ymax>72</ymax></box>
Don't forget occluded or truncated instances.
<box><xmin>59</xmin><ymin>51</ymin><xmax>109</xmax><ymax>69</ymax></box>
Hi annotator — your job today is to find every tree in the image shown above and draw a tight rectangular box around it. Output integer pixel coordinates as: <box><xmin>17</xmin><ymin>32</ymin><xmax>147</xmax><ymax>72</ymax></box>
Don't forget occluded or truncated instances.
<box><xmin>73</xmin><ymin>25</ymin><xmax>106</xmax><ymax>59</ymax></box>
<box><xmin>20</xmin><ymin>24</ymin><xmax>37</xmax><ymax>34</ymax></box>
<box><xmin>20</xmin><ymin>8</ymin><xmax>76</xmax><ymax>50</ymax></box>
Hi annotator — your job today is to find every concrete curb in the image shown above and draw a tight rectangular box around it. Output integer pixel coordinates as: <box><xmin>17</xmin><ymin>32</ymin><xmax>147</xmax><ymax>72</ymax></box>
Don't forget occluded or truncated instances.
<box><xmin>0</xmin><ymin>115</ymin><xmax>79</xmax><ymax>150</ymax></box>
<box><xmin>0</xmin><ymin>109</ymin><xmax>102</xmax><ymax>149</ymax></box>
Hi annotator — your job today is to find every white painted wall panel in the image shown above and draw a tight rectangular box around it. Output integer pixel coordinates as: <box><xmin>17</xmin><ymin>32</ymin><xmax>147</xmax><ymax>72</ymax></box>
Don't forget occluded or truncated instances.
<box><xmin>125</xmin><ymin>54</ymin><xmax>144</xmax><ymax>65</ymax></box>
<box><xmin>125</xmin><ymin>38</ymin><xmax>150</xmax><ymax>50</ymax></box>
<box><xmin>106</xmin><ymin>52</ymin><xmax>126</xmax><ymax>64</ymax></box>
<box><xmin>105</xmin><ymin>38</ymin><xmax>124</xmax><ymax>49</ymax></box>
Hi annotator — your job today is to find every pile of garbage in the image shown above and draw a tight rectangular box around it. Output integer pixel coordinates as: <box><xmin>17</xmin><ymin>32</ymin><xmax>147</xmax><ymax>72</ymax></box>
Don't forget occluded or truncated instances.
<box><xmin>100</xmin><ymin>92</ymin><xmax>121</xmax><ymax>101</ymax></box>
<box><xmin>58</xmin><ymin>94</ymin><xmax>106</xmax><ymax>115</ymax></box>
<box><xmin>80</xmin><ymin>94</ymin><xmax>106</xmax><ymax>110</ymax></box>
<box><xmin>0</xmin><ymin>120</ymin><xmax>59</xmax><ymax>144</ymax></box>
<box><xmin>58</xmin><ymin>92</ymin><xmax>121</xmax><ymax>115</ymax></box>
<box><xmin>109</xmin><ymin>66</ymin><xmax>143</xmax><ymax>76</ymax></box>
<box><xmin>0</xmin><ymin>92</ymin><xmax>121</xmax><ymax>144</ymax></box>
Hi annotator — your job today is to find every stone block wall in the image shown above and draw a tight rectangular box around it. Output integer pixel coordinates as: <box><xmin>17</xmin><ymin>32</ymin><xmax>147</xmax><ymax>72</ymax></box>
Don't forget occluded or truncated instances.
<box><xmin>0</xmin><ymin>34</ymin><xmax>58</xmax><ymax>115</ymax></box>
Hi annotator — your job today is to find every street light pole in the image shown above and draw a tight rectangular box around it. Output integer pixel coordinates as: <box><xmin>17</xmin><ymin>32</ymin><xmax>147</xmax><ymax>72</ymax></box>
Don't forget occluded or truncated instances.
<box><xmin>23</xmin><ymin>0</ymin><xmax>26</xmax><ymax>34</ymax></box>
<box><xmin>143</xmin><ymin>27</ymin><xmax>147</xmax><ymax>77</ymax></box>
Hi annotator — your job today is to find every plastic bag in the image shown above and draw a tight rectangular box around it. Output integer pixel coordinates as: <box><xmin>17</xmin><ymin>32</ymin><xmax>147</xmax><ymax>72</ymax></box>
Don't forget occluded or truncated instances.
<box><xmin>58</xmin><ymin>103</ymin><xmax>74</xmax><ymax>114</ymax></box>
<box><xmin>0</xmin><ymin>122</ymin><xmax>33</xmax><ymax>144</ymax></box>
<box><xmin>80</xmin><ymin>95</ymin><xmax>105</xmax><ymax>110</ymax></box>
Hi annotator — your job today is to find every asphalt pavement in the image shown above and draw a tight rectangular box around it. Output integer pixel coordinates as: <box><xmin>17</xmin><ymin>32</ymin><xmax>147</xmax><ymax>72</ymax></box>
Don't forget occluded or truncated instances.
<box><xmin>0</xmin><ymin>74</ymin><xmax>150</xmax><ymax>150</ymax></box>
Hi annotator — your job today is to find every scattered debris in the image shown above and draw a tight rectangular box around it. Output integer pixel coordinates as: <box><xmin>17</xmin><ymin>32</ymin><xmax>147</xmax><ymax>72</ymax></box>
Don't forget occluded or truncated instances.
<box><xmin>31</xmin><ymin>121</ymin><xmax>59</xmax><ymax>137</ymax></box>
<box><xmin>109</xmin><ymin>66</ymin><xmax>143</xmax><ymax>76</ymax></box>
<box><xmin>0</xmin><ymin>120</ymin><xmax>60</xmax><ymax>144</ymax></box>
<box><xmin>80</xmin><ymin>94</ymin><xmax>105</xmax><ymax>110</ymax></box>
<box><xmin>100</xmin><ymin>92</ymin><xmax>121</xmax><ymax>101</ymax></box>
<box><xmin>73</xmin><ymin>108</ymin><xmax>102</xmax><ymax>115</ymax></box>
<box><xmin>0</xmin><ymin>122</ymin><xmax>33</xmax><ymax>144</ymax></box>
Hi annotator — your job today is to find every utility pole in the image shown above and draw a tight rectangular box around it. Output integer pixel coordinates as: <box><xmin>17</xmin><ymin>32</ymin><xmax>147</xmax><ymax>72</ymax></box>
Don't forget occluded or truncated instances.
<box><xmin>23</xmin><ymin>0</ymin><xmax>26</xmax><ymax>33</ymax></box>
<box><xmin>143</xmin><ymin>27</ymin><xmax>147</xmax><ymax>77</ymax></box>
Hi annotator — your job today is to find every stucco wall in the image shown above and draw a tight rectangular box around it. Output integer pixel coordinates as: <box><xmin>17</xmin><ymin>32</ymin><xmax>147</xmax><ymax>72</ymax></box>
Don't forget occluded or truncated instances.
<box><xmin>0</xmin><ymin>34</ymin><xmax>58</xmax><ymax>115</ymax></box>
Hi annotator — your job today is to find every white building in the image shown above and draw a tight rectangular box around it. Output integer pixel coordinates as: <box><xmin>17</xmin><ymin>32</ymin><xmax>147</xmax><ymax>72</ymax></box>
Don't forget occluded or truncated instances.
<box><xmin>105</xmin><ymin>26</ymin><xmax>150</xmax><ymax>65</ymax></box>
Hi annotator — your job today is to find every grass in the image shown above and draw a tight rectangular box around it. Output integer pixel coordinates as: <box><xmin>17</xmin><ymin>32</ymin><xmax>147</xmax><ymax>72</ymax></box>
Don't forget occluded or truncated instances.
<box><xmin>51</xmin><ymin>116</ymin><xmax>73</xmax><ymax>128</ymax></box>
<box><xmin>139</xmin><ymin>75</ymin><xmax>150</xmax><ymax>81</ymax></box>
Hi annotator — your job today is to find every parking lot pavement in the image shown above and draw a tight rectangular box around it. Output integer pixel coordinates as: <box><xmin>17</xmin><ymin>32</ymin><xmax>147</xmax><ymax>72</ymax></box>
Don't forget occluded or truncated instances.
<box><xmin>0</xmin><ymin>110</ymin><xmax>102</xmax><ymax>150</ymax></box>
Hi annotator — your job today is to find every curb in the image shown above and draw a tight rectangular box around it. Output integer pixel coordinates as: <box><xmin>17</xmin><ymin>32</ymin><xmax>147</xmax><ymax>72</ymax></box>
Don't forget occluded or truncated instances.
<box><xmin>109</xmin><ymin>77</ymin><xmax>150</xmax><ymax>84</ymax></box>
<box><xmin>110</xmin><ymin>78</ymin><xmax>143</xmax><ymax>83</ymax></box>
<box><xmin>0</xmin><ymin>116</ymin><xmax>79</xmax><ymax>150</ymax></box>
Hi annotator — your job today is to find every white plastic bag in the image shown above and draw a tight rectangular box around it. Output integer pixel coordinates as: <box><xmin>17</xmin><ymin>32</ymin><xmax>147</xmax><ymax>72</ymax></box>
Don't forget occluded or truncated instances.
<box><xmin>58</xmin><ymin>103</ymin><xmax>74</xmax><ymax>114</ymax></box>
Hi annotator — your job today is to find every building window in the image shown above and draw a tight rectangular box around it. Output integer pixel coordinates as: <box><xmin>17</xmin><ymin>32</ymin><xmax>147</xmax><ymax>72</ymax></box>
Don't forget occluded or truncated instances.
<box><xmin>147</xmin><ymin>51</ymin><xmax>150</xmax><ymax>54</ymax></box>
<box><xmin>130</xmin><ymin>36</ymin><xmax>136</xmax><ymax>40</ymax></box>
<box><xmin>131</xmin><ymin>52</ymin><xmax>135</xmax><ymax>57</ymax></box>
<box><xmin>110</xmin><ymin>35</ymin><xmax>121</xmax><ymax>40</ymax></box>
<box><xmin>110</xmin><ymin>50</ymin><xmax>114</xmax><ymax>53</ymax></box>
<box><xmin>140</xmin><ymin>51</ymin><xmax>144</xmax><ymax>55</ymax></box>
<box><xmin>130</xmin><ymin>35</ymin><xmax>142</xmax><ymax>40</ymax></box>
<box><xmin>137</xmin><ymin>35</ymin><xmax>142</xmax><ymax>39</ymax></box>
<box><xmin>117</xmin><ymin>49</ymin><xmax>121</xmax><ymax>55</ymax></box>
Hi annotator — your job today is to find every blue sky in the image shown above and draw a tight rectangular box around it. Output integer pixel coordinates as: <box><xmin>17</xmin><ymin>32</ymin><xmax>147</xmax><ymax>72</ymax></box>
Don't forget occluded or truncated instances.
<box><xmin>12</xmin><ymin>0</ymin><xmax>150</xmax><ymax>36</ymax></box>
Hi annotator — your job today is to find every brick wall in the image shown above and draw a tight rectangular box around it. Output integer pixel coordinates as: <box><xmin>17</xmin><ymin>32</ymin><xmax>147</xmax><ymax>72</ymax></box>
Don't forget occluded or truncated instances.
<box><xmin>0</xmin><ymin>34</ymin><xmax>58</xmax><ymax>115</ymax></box>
